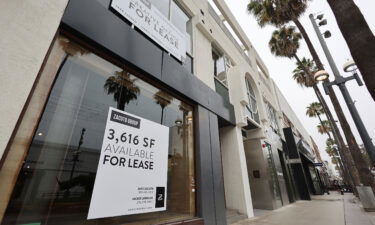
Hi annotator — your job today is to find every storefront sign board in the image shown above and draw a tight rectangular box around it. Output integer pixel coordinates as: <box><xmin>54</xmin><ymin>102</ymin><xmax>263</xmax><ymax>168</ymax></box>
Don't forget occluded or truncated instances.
<box><xmin>110</xmin><ymin>0</ymin><xmax>186</xmax><ymax>62</ymax></box>
<box><xmin>88</xmin><ymin>107</ymin><xmax>169</xmax><ymax>219</ymax></box>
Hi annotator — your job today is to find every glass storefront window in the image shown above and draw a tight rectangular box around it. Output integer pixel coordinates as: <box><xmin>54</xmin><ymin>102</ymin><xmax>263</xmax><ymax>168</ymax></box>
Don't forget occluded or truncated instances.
<box><xmin>264</xmin><ymin>143</ymin><xmax>282</xmax><ymax>206</ymax></box>
<box><xmin>1</xmin><ymin>37</ymin><xmax>195</xmax><ymax>225</ymax></box>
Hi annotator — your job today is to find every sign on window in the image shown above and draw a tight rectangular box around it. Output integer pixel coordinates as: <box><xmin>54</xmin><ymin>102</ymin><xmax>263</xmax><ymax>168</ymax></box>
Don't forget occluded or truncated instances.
<box><xmin>88</xmin><ymin>107</ymin><xmax>169</xmax><ymax>219</ymax></box>
<box><xmin>111</xmin><ymin>0</ymin><xmax>186</xmax><ymax>62</ymax></box>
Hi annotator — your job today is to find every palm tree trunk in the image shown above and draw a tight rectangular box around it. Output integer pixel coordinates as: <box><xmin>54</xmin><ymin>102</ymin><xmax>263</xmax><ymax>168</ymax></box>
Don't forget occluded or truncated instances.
<box><xmin>335</xmin><ymin>156</ymin><xmax>345</xmax><ymax>181</ymax></box>
<box><xmin>326</xmin><ymin>84</ymin><xmax>375</xmax><ymax>191</ymax></box>
<box><xmin>313</xmin><ymin>84</ymin><xmax>360</xmax><ymax>193</ymax></box>
<box><xmin>293</xmin><ymin>53</ymin><xmax>358</xmax><ymax>192</ymax></box>
<box><xmin>327</xmin><ymin>0</ymin><xmax>375</xmax><ymax>101</ymax></box>
<box><xmin>292</xmin><ymin>18</ymin><xmax>375</xmax><ymax>192</ymax></box>
<box><xmin>292</xmin><ymin>18</ymin><xmax>324</xmax><ymax>70</ymax></box>
<box><xmin>315</xmin><ymin>112</ymin><xmax>349</xmax><ymax>184</ymax></box>
<box><xmin>293</xmin><ymin>18</ymin><xmax>349</xmax><ymax>163</ymax></box>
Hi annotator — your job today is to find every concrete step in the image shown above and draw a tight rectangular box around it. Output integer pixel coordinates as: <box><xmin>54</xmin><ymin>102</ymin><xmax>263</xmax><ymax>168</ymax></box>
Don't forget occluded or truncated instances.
<box><xmin>226</xmin><ymin>208</ymin><xmax>247</xmax><ymax>224</ymax></box>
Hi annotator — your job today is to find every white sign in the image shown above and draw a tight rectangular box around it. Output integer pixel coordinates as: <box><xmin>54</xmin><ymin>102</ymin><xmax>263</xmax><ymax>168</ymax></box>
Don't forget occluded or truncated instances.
<box><xmin>111</xmin><ymin>0</ymin><xmax>186</xmax><ymax>62</ymax></box>
<box><xmin>288</xmin><ymin>158</ymin><xmax>302</xmax><ymax>164</ymax></box>
<box><xmin>88</xmin><ymin>107</ymin><xmax>169</xmax><ymax>219</ymax></box>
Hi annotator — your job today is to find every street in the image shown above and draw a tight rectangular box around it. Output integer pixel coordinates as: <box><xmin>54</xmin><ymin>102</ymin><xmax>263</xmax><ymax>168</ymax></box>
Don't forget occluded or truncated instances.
<box><xmin>232</xmin><ymin>193</ymin><xmax>375</xmax><ymax>225</ymax></box>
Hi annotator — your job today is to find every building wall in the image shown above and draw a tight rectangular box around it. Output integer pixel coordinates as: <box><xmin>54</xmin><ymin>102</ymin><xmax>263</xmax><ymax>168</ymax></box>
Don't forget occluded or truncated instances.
<box><xmin>272</xmin><ymin>81</ymin><xmax>314</xmax><ymax>148</ymax></box>
<box><xmin>185</xmin><ymin>0</ymin><xmax>266</xmax><ymax>217</ymax></box>
<box><xmin>243</xmin><ymin>139</ymin><xmax>274</xmax><ymax>209</ymax></box>
<box><xmin>194</xmin><ymin>20</ymin><xmax>216</xmax><ymax>90</ymax></box>
<box><xmin>220</xmin><ymin>126</ymin><xmax>254</xmax><ymax>217</ymax></box>
<box><xmin>0</xmin><ymin>0</ymin><xmax>69</xmax><ymax>162</ymax></box>
<box><xmin>190</xmin><ymin>0</ymin><xmax>296</xmax><ymax>212</ymax></box>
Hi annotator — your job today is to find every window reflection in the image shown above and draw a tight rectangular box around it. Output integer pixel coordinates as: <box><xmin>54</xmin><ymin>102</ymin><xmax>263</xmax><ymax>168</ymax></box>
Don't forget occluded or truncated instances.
<box><xmin>153</xmin><ymin>91</ymin><xmax>174</xmax><ymax>124</ymax></box>
<box><xmin>104</xmin><ymin>70</ymin><xmax>140</xmax><ymax>111</ymax></box>
<box><xmin>1</xmin><ymin>38</ymin><xmax>195</xmax><ymax>225</ymax></box>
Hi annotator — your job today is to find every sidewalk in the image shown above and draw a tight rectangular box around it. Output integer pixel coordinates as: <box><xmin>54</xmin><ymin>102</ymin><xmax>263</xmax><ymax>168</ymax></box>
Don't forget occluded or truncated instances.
<box><xmin>231</xmin><ymin>192</ymin><xmax>375</xmax><ymax>225</ymax></box>
<box><xmin>343</xmin><ymin>193</ymin><xmax>375</xmax><ymax>225</ymax></box>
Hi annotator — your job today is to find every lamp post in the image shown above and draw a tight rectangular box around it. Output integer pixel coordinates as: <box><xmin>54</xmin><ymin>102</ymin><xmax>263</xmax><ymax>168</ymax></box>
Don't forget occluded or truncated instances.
<box><xmin>309</xmin><ymin>14</ymin><xmax>375</xmax><ymax>165</ymax></box>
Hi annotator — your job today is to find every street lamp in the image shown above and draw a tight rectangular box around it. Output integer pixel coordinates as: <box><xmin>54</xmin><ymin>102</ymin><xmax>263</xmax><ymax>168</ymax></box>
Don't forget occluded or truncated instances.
<box><xmin>323</xmin><ymin>31</ymin><xmax>331</xmax><ymax>39</ymax></box>
<box><xmin>310</xmin><ymin>13</ymin><xmax>375</xmax><ymax>164</ymax></box>
<box><xmin>318</xmin><ymin>19</ymin><xmax>327</xmax><ymax>26</ymax></box>
<box><xmin>316</xmin><ymin>14</ymin><xmax>324</xmax><ymax>20</ymax></box>
<box><xmin>314</xmin><ymin>70</ymin><xmax>329</xmax><ymax>81</ymax></box>
<box><xmin>343</xmin><ymin>60</ymin><xmax>357</xmax><ymax>73</ymax></box>
<box><xmin>342</xmin><ymin>60</ymin><xmax>364</xmax><ymax>86</ymax></box>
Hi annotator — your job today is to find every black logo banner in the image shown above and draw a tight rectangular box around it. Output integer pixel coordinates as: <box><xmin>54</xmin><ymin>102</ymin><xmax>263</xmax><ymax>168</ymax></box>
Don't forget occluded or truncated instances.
<box><xmin>110</xmin><ymin>110</ymin><xmax>141</xmax><ymax>129</ymax></box>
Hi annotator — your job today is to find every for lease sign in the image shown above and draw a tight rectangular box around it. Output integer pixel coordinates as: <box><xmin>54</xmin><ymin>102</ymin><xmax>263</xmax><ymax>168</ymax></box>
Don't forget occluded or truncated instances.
<box><xmin>88</xmin><ymin>107</ymin><xmax>169</xmax><ymax>219</ymax></box>
<box><xmin>111</xmin><ymin>0</ymin><xmax>186</xmax><ymax>62</ymax></box>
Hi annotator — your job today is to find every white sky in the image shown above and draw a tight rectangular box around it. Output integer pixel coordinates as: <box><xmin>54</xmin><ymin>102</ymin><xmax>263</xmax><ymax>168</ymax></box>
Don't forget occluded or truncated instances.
<box><xmin>224</xmin><ymin>0</ymin><xmax>375</xmax><ymax>161</ymax></box>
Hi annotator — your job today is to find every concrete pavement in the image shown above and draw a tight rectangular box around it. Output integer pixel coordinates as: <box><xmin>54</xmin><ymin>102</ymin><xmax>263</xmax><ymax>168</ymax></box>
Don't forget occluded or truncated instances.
<box><xmin>343</xmin><ymin>193</ymin><xmax>375</xmax><ymax>225</ymax></box>
<box><xmin>232</xmin><ymin>192</ymin><xmax>375</xmax><ymax>225</ymax></box>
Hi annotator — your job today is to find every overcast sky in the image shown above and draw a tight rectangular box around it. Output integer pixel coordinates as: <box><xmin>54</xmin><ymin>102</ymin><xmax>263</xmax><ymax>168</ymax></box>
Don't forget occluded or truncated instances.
<box><xmin>224</xmin><ymin>0</ymin><xmax>375</xmax><ymax>161</ymax></box>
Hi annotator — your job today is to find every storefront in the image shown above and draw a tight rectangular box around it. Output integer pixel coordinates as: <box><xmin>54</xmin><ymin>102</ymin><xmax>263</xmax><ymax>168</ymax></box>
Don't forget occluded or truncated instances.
<box><xmin>0</xmin><ymin>0</ymin><xmax>235</xmax><ymax>224</ymax></box>
<box><xmin>283</xmin><ymin>127</ymin><xmax>311</xmax><ymax>201</ymax></box>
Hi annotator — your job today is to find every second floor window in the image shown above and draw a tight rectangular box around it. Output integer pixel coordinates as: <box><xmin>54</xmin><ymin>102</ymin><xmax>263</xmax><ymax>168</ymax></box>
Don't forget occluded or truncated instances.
<box><xmin>212</xmin><ymin>49</ymin><xmax>228</xmax><ymax>86</ymax></box>
<box><xmin>266</xmin><ymin>102</ymin><xmax>279</xmax><ymax>134</ymax></box>
<box><xmin>245</xmin><ymin>79</ymin><xmax>259</xmax><ymax>124</ymax></box>
<box><xmin>150</xmin><ymin>0</ymin><xmax>192</xmax><ymax>56</ymax></box>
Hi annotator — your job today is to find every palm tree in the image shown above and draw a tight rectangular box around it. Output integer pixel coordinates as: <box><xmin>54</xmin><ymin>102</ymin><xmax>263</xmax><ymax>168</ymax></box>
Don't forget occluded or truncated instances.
<box><xmin>326</xmin><ymin>142</ymin><xmax>345</xmax><ymax>179</ymax></box>
<box><xmin>317</xmin><ymin>120</ymin><xmax>332</xmax><ymax>135</ymax></box>
<box><xmin>153</xmin><ymin>90</ymin><xmax>174</xmax><ymax>124</ymax></box>
<box><xmin>306</xmin><ymin>102</ymin><xmax>324</xmax><ymax>117</ymax></box>
<box><xmin>269</xmin><ymin>26</ymin><xmax>302</xmax><ymax>61</ymax></box>
<box><xmin>290</xmin><ymin>57</ymin><xmax>339</xmax><ymax>145</ymax></box>
<box><xmin>247</xmin><ymin>1</ymin><xmax>352</xmax><ymax>162</ymax></box>
<box><xmin>327</xmin><ymin>0</ymin><xmax>375</xmax><ymax>101</ymax></box>
<box><xmin>292</xmin><ymin>62</ymin><xmax>355</xmax><ymax>185</ymax></box>
<box><xmin>290</xmin><ymin>55</ymin><xmax>347</xmax><ymax>171</ymax></box>
<box><xmin>104</xmin><ymin>70</ymin><xmax>140</xmax><ymax>111</ymax></box>
<box><xmin>292</xmin><ymin>9</ymin><xmax>373</xmax><ymax>191</ymax></box>
<box><xmin>325</xmin><ymin>144</ymin><xmax>336</xmax><ymax>157</ymax></box>
<box><xmin>247</xmin><ymin>0</ymin><xmax>318</xmax><ymax>70</ymax></box>
<box><xmin>290</xmin><ymin>57</ymin><xmax>345</xmax><ymax>187</ymax></box>
<box><xmin>306</xmin><ymin>102</ymin><xmax>333</xmax><ymax>141</ymax></box>
<box><xmin>251</xmin><ymin>0</ymin><xmax>372</xmax><ymax>192</ymax></box>
<box><xmin>326</xmin><ymin>138</ymin><xmax>335</xmax><ymax>147</ymax></box>
<box><xmin>292</xmin><ymin>57</ymin><xmax>317</xmax><ymax>88</ymax></box>
<box><xmin>269</xmin><ymin>25</ymin><xmax>360</xmax><ymax>190</ymax></box>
